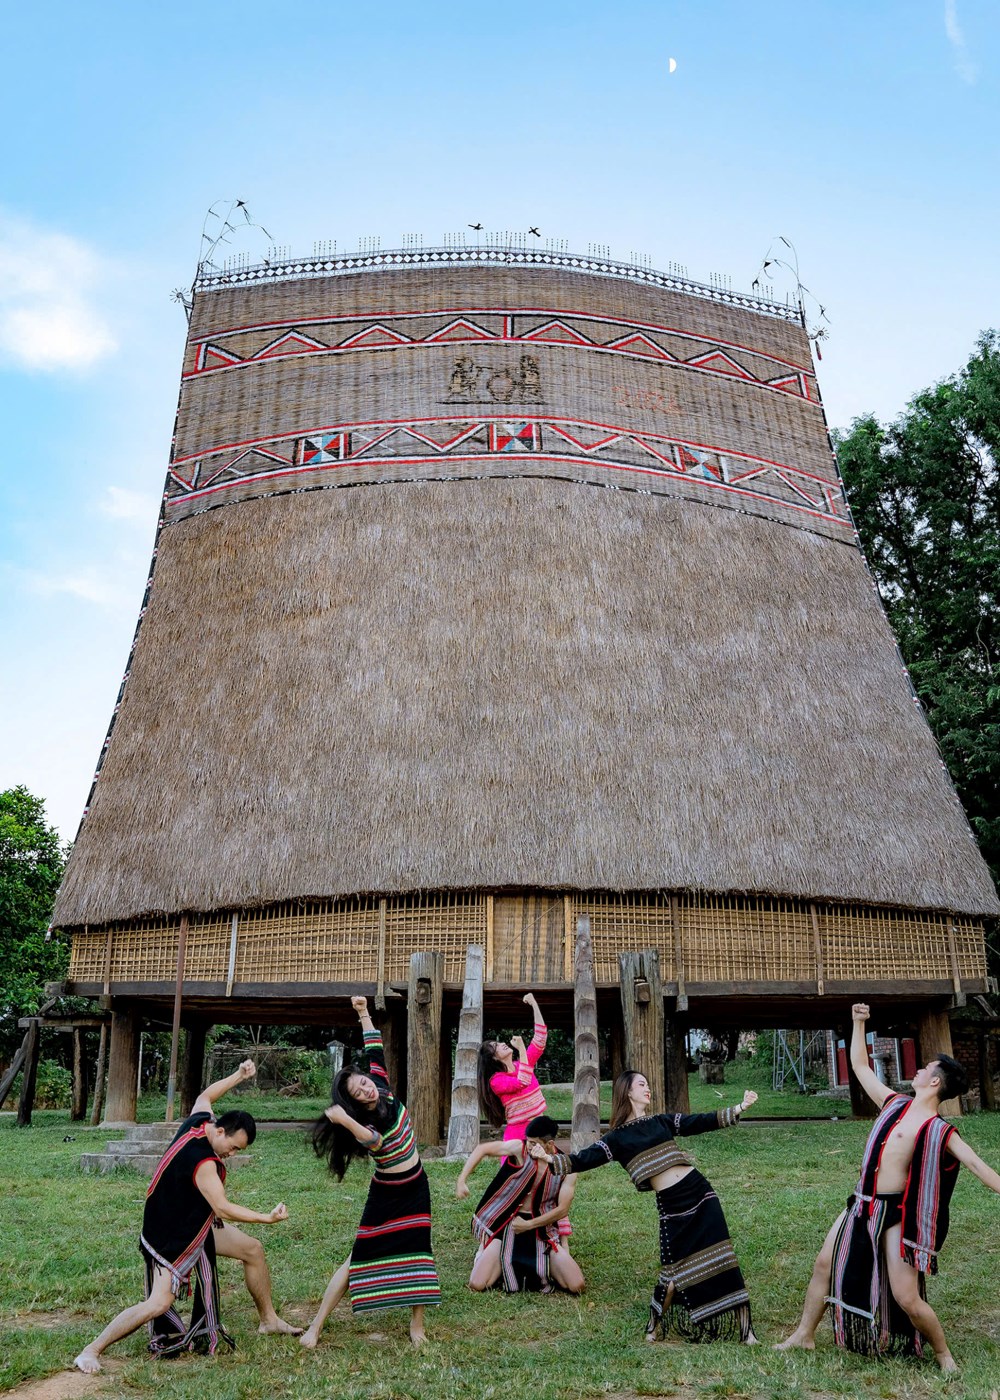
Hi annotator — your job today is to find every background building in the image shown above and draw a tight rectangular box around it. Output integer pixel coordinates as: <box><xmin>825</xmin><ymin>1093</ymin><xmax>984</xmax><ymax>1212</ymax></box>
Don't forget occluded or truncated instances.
<box><xmin>52</xmin><ymin>244</ymin><xmax>999</xmax><ymax>1131</ymax></box>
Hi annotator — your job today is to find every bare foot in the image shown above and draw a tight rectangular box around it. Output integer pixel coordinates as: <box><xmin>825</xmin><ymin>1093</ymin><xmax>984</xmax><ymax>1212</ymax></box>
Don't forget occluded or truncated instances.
<box><xmin>744</xmin><ymin>1331</ymin><xmax>760</xmax><ymax>1345</ymax></box>
<box><xmin>299</xmin><ymin>1329</ymin><xmax>319</xmax><ymax>1350</ymax></box>
<box><xmin>774</xmin><ymin>1332</ymin><xmax>815</xmax><ymax>1352</ymax></box>
<box><xmin>74</xmin><ymin>1351</ymin><xmax>102</xmax><ymax>1374</ymax></box>
<box><xmin>936</xmin><ymin>1350</ymin><xmax>958</xmax><ymax>1373</ymax></box>
<box><xmin>259</xmin><ymin>1316</ymin><xmax>304</xmax><ymax>1336</ymax></box>
<box><xmin>410</xmin><ymin>1327</ymin><xmax>426</xmax><ymax>1347</ymax></box>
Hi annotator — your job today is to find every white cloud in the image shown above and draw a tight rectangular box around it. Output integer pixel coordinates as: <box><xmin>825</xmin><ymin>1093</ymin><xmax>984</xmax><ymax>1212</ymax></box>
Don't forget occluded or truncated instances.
<box><xmin>0</xmin><ymin>214</ymin><xmax>118</xmax><ymax>371</ymax></box>
<box><xmin>944</xmin><ymin>1</ymin><xmax>978</xmax><ymax>85</ymax></box>
<box><xmin>99</xmin><ymin>486</ymin><xmax>158</xmax><ymax>522</ymax></box>
<box><xmin>20</xmin><ymin>564</ymin><xmax>130</xmax><ymax>610</ymax></box>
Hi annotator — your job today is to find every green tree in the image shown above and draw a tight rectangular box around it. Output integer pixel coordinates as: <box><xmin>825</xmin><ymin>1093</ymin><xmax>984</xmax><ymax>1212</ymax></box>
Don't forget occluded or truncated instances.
<box><xmin>835</xmin><ymin>331</ymin><xmax>1000</xmax><ymax>893</ymax></box>
<box><xmin>0</xmin><ymin>787</ymin><xmax>67</xmax><ymax>1059</ymax></box>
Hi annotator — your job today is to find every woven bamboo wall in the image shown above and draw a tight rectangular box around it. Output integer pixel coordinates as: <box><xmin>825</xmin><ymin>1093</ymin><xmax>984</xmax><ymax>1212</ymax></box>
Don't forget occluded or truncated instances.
<box><xmin>67</xmin><ymin>889</ymin><xmax>987</xmax><ymax>990</ymax></box>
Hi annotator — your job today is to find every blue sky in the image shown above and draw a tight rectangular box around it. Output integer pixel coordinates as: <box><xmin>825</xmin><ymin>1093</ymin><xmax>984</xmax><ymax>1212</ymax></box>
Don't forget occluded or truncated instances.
<box><xmin>1</xmin><ymin>0</ymin><xmax>998</xmax><ymax>840</ymax></box>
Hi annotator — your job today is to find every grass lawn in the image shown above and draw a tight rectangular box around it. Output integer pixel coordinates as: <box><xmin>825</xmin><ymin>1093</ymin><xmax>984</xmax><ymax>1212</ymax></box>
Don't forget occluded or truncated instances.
<box><xmin>2</xmin><ymin>1105</ymin><xmax>998</xmax><ymax>1399</ymax></box>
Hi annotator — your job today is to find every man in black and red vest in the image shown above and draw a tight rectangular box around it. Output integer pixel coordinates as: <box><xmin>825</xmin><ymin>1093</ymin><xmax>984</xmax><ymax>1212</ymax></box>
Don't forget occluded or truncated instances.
<box><xmin>777</xmin><ymin>1003</ymin><xmax>1000</xmax><ymax>1372</ymax></box>
<box><xmin>75</xmin><ymin>1059</ymin><xmax>291</xmax><ymax>1373</ymax></box>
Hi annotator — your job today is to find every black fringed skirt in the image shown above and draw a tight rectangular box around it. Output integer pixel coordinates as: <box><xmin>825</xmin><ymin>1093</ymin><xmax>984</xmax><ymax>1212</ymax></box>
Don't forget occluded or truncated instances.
<box><xmin>650</xmin><ymin>1168</ymin><xmax>752</xmax><ymax>1342</ymax></box>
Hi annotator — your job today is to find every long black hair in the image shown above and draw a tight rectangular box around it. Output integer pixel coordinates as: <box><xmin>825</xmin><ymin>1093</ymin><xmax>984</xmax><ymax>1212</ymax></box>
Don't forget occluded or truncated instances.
<box><xmin>311</xmin><ymin>1062</ymin><xmax>395</xmax><ymax>1180</ymax></box>
<box><xmin>477</xmin><ymin>1042</ymin><xmax>507</xmax><ymax>1130</ymax></box>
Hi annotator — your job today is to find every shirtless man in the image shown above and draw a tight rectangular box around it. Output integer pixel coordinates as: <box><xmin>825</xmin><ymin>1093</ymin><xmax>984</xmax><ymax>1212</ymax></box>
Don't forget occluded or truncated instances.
<box><xmin>74</xmin><ymin>1060</ymin><xmax>295</xmax><ymax>1374</ymax></box>
<box><xmin>777</xmin><ymin>1003</ymin><xmax>1000</xmax><ymax>1371</ymax></box>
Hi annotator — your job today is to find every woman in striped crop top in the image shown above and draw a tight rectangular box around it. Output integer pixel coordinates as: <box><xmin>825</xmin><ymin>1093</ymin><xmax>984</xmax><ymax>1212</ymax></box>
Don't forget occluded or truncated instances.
<box><xmin>302</xmin><ymin>997</ymin><xmax>440</xmax><ymax>1350</ymax></box>
<box><xmin>532</xmin><ymin>1068</ymin><xmax>759</xmax><ymax>1344</ymax></box>
<box><xmin>477</xmin><ymin>991</ymin><xmax>549</xmax><ymax>1141</ymax></box>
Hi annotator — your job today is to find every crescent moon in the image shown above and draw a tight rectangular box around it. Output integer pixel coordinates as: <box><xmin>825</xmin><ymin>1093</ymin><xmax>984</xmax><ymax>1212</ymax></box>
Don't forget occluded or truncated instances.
<box><xmin>668</xmin><ymin>57</ymin><xmax>677</xmax><ymax>73</ymax></box>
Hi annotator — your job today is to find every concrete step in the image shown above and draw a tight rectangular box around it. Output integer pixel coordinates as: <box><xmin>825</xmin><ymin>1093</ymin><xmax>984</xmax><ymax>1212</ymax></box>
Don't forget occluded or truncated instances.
<box><xmin>81</xmin><ymin>1120</ymin><xmax>251</xmax><ymax>1176</ymax></box>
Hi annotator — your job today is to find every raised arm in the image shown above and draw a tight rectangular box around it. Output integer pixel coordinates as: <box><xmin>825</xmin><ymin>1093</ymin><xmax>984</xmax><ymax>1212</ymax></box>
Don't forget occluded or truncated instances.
<box><xmin>522</xmin><ymin>993</ymin><xmax>548</xmax><ymax>1066</ymax></box>
<box><xmin>351</xmin><ymin>995</ymin><xmax>390</xmax><ymax>1086</ymax></box>
<box><xmin>194</xmin><ymin>1159</ymin><xmax>288</xmax><ymax>1225</ymax></box>
<box><xmin>946</xmin><ymin>1133</ymin><xmax>1000</xmax><ymax>1193</ymax></box>
<box><xmin>324</xmin><ymin>1101</ymin><xmax>383</xmax><ymax>1152</ymax></box>
<box><xmin>192</xmin><ymin>1059</ymin><xmax>256</xmax><ymax>1115</ymax></box>
<box><xmin>849</xmin><ymin>1003</ymin><xmax>894</xmax><ymax>1110</ymax></box>
<box><xmin>531</xmin><ymin>1138</ymin><xmax>614</xmax><ymax>1176</ymax></box>
<box><xmin>672</xmin><ymin>1090</ymin><xmax>758</xmax><ymax>1136</ymax></box>
<box><xmin>456</xmin><ymin>1139</ymin><xmax>523</xmax><ymax>1198</ymax></box>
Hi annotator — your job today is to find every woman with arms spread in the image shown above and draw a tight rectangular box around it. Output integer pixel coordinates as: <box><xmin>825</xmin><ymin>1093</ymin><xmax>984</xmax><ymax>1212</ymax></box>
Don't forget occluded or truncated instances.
<box><xmin>531</xmin><ymin>1068</ymin><xmax>758</xmax><ymax>1343</ymax></box>
<box><xmin>301</xmin><ymin>996</ymin><xmax>440</xmax><ymax>1348</ymax></box>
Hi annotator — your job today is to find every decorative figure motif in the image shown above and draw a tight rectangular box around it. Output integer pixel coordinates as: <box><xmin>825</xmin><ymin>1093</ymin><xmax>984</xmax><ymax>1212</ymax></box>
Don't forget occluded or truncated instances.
<box><xmin>446</xmin><ymin>355</ymin><xmax>544</xmax><ymax>404</ymax></box>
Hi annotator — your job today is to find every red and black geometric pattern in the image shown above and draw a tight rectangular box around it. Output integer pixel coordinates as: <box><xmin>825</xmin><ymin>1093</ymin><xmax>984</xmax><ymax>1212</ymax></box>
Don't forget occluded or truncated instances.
<box><xmin>184</xmin><ymin>307</ymin><xmax>817</xmax><ymax>402</ymax></box>
<box><xmin>164</xmin><ymin>414</ymin><xmax>848</xmax><ymax>536</ymax></box>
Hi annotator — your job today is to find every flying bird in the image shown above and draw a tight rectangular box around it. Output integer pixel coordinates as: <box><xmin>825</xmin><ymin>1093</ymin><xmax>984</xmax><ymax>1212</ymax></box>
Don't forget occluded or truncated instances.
<box><xmin>468</xmin><ymin>222</ymin><xmax>483</xmax><ymax>230</ymax></box>
<box><xmin>528</xmin><ymin>226</ymin><xmax>541</xmax><ymax>237</ymax></box>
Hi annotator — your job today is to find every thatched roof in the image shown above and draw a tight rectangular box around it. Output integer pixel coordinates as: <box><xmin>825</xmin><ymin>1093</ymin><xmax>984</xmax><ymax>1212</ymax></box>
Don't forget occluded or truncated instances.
<box><xmin>55</xmin><ymin>476</ymin><xmax>999</xmax><ymax>925</ymax></box>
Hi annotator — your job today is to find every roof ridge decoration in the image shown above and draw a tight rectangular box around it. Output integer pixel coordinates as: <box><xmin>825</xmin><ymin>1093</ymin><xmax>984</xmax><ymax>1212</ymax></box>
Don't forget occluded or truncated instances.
<box><xmin>193</xmin><ymin>245</ymin><xmax>802</xmax><ymax>323</ymax></box>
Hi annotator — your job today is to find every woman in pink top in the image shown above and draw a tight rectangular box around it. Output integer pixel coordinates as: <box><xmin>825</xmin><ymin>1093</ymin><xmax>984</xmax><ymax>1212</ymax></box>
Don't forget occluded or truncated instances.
<box><xmin>477</xmin><ymin>993</ymin><xmax>548</xmax><ymax>1142</ymax></box>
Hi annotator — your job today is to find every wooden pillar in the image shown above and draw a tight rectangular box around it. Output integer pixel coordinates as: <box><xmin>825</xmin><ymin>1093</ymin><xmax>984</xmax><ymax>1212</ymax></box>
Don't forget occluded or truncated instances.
<box><xmin>979</xmin><ymin>1032</ymin><xmax>996</xmax><ymax>1112</ymax></box>
<box><xmin>664</xmin><ymin>1012</ymin><xmax>690</xmax><ymax>1112</ymax></box>
<box><xmin>16</xmin><ymin>1018</ymin><xmax>41</xmax><ymax>1127</ymax></box>
<box><xmin>380</xmin><ymin>1000</ymin><xmax>407</xmax><ymax>1099</ymax></box>
<box><xmin>848</xmin><ymin>1063</ymin><xmax>878</xmax><ymax>1119</ymax></box>
<box><xmin>70</xmin><ymin>1027</ymin><xmax>87</xmax><ymax>1121</ymax></box>
<box><xmin>407</xmin><ymin>951</ymin><xmax>443</xmax><ymax>1147</ymax></box>
<box><xmin>165</xmin><ymin>913</ymin><xmax>189</xmax><ymax>1124</ymax></box>
<box><xmin>447</xmin><ymin>945</ymin><xmax>484</xmax><ymax>1156</ymax></box>
<box><xmin>917</xmin><ymin>1008</ymin><xmax>961</xmax><ymax>1117</ymax></box>
<box><xmin>571</xmin><ymin>916</ymin><xmax>600</xmax><ymax>1151</ymax></box>
<box><xmin>180</xmin><ymin>1022</ymin><xmax>209</xmax><ymax>1117</ymax></box>
<box><xmin>104</xmin><ymin>1005</ymin><xmax>140</xmax><ymax>1123</ymax></box>
<box><xmin>90</xmin><ymin>1023</ymin><xmax>109</xmax><ymax>1127</ymax></box>
<box><xmin>0</xmin><ymin>1029</ymin><xmax>30</xmax><ymax>1111</ymax></box>
<box><xmin>608</xmin><ymin>1014</ymin><xmax>624</xmax><ymax>1086</ymax></box>
<box><xmin>619</xmin><ymin>949</ymin><xmax>665</xmax><ymax>1113</ymax></box>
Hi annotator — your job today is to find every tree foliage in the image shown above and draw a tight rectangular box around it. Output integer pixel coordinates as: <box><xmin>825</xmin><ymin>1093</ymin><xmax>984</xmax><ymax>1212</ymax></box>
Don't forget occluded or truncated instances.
<box><xmin>0</xmin><ymin>787</ymin><xmax>67</xmax><ymax>1059</ymax></box>
<box><xmin>835</xmin><ymin>331</ymin><xmax>1000</xmax><ymax>894</ymax></box>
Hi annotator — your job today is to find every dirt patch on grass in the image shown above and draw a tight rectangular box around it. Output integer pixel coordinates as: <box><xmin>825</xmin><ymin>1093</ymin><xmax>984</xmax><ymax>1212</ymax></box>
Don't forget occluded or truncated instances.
<box><xmin>1</xmin><ymin>1365</ymin><xmax>119</xmax><ymax>1400</ymax></box>
<box><xmin>4</xmin><ymin>1311</ymin><xmax>94</xmax><ymax>1331</ymax></box>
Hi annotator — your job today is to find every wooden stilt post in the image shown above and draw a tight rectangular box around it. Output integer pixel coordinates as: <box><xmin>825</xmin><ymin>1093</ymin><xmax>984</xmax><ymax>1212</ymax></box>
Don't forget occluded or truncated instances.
<box><xmin>0</xmin><ymin>1029</ymin><xmax>30</xmax><ymax>1111</ymax></box>
<box><xmin>71</xmin><ymin>1027</ymin><xmax>87</xmax><ymax>1121</ymax></box>
<box><xmin>104</xmin><ymin>1006</ymin><xmax>140</xmax><ymax>1123</ymax></box>
<box><xmin>180</xmin><ymin>1022</ymin><xmax>209</xmax><ymax>1117</ymax></box>
<box><xmin>447</xmin><ymin>945</ymin><xmax>484</xmax><ymax>1156</ymax></box>
<box><xmin>380</xmin><ymin>999</ymin><xmax>406</xmax><ymax>1096</ymax></box>
<box><xmin>609</xmin><ymin>1014</ymin><xmax>624</xmax><ymax>1085</ymax></box>
<box><xmin>618</xmin><ymin>949</ymin><xmax>665</xmax><ymax>1113</ymax></box>
<box><xmin>979</xmin><ymin>1032</ymin><xmax>996</xmax><ymax>1112</ymax></box>
<box><xmin>916</xmin><ymin>1007</ymin><xmax>961</xmax><ymax>1116</ymax></box>
<box><xmin>90</xmin><ymin>1023</ymin><xmax>109</xmax><ymax>1126</ymax></box>
<box><xmin>165</xmin><ymin>914</ymin><xmax>190</xmax><ymax>1124</ymax></box>
<box><xmin>664</xmin><ymin>1012</ymin><xmax>690</xmax><ymax>1112</ymax></box>
<box><xmin>571</xmin><ymin>916</ymin><xmax>600</xmax><ymax>1152</ymax></box>
<box><xmin>407</xmin><ymin>951</ymin><xmax>443</xmax><ymax>1148</ymax></box>
<box><xmin>16</xmin><ymin>1019</ymin><xmax>41</xmax><ymax>1127</ymax></box>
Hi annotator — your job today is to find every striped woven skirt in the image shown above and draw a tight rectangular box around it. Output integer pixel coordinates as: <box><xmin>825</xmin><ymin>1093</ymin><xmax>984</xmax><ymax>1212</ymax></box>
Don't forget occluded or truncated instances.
<box><xmin>347</xmin><ymin>1165</ymin><xmax>441</xmax><ymax>1313</ymax></box>
<box><xmin>650</xmin><ymin>1169</ymin><xmax>753</xmax><ymax>1342</ymax></box>
<box><xmin>140</xmin><ymin>1226</ymin><xmax>235</xmax><ymax>1357</ymax></box>
<box><xmin>828</xmin><ymin>1192</ymin><xmax>924</xmax><ymax>1357</ymax></box>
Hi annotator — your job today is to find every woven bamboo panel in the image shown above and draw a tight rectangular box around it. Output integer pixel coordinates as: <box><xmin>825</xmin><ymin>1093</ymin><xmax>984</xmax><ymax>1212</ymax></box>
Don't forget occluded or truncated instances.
<box><xmin>383</xmin><ymin>891</ymin><xmax>487</xmax><ymax>982</ymax></box>
<box><xmin>184</xmin><ymin>914</ymin><xmax>232</xmax><ymax>982</ymax></box>
<box><xmin>573</xmin><ymin>893</ymin><xmax>677</xmax><ymax>982</ymax></box>
<box><xmin>67</xmin><ymin>928</ymin><xmax>109</xmax><ymax>983</ymax></box>
<box><xmin>820</xmin><ymin>906</ymin><xmax>985</xmax><ymax>982</ymax></box>
<box><xmin>677</xmin><ymin>894</ymin><xmax>815</xmax><ymax>982</ymax></box>
<box><xmin>492</xmin><ymin>895</ymin><xmax>566</xmax><ymax>982</ymax></box>
<box><xmin>951</xmin><ymin>919</ymin><xmax>988</xmax><ymax>979</ymax></box>
<box><xmin>233</xmin><ymin>898</ymin><xmax>381</xmax><ymax>983</ymax></box>
<box><xmin>108</xmin><ymin>919</ymin><xmax>181</xmax><ymax>982</ymax></box>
